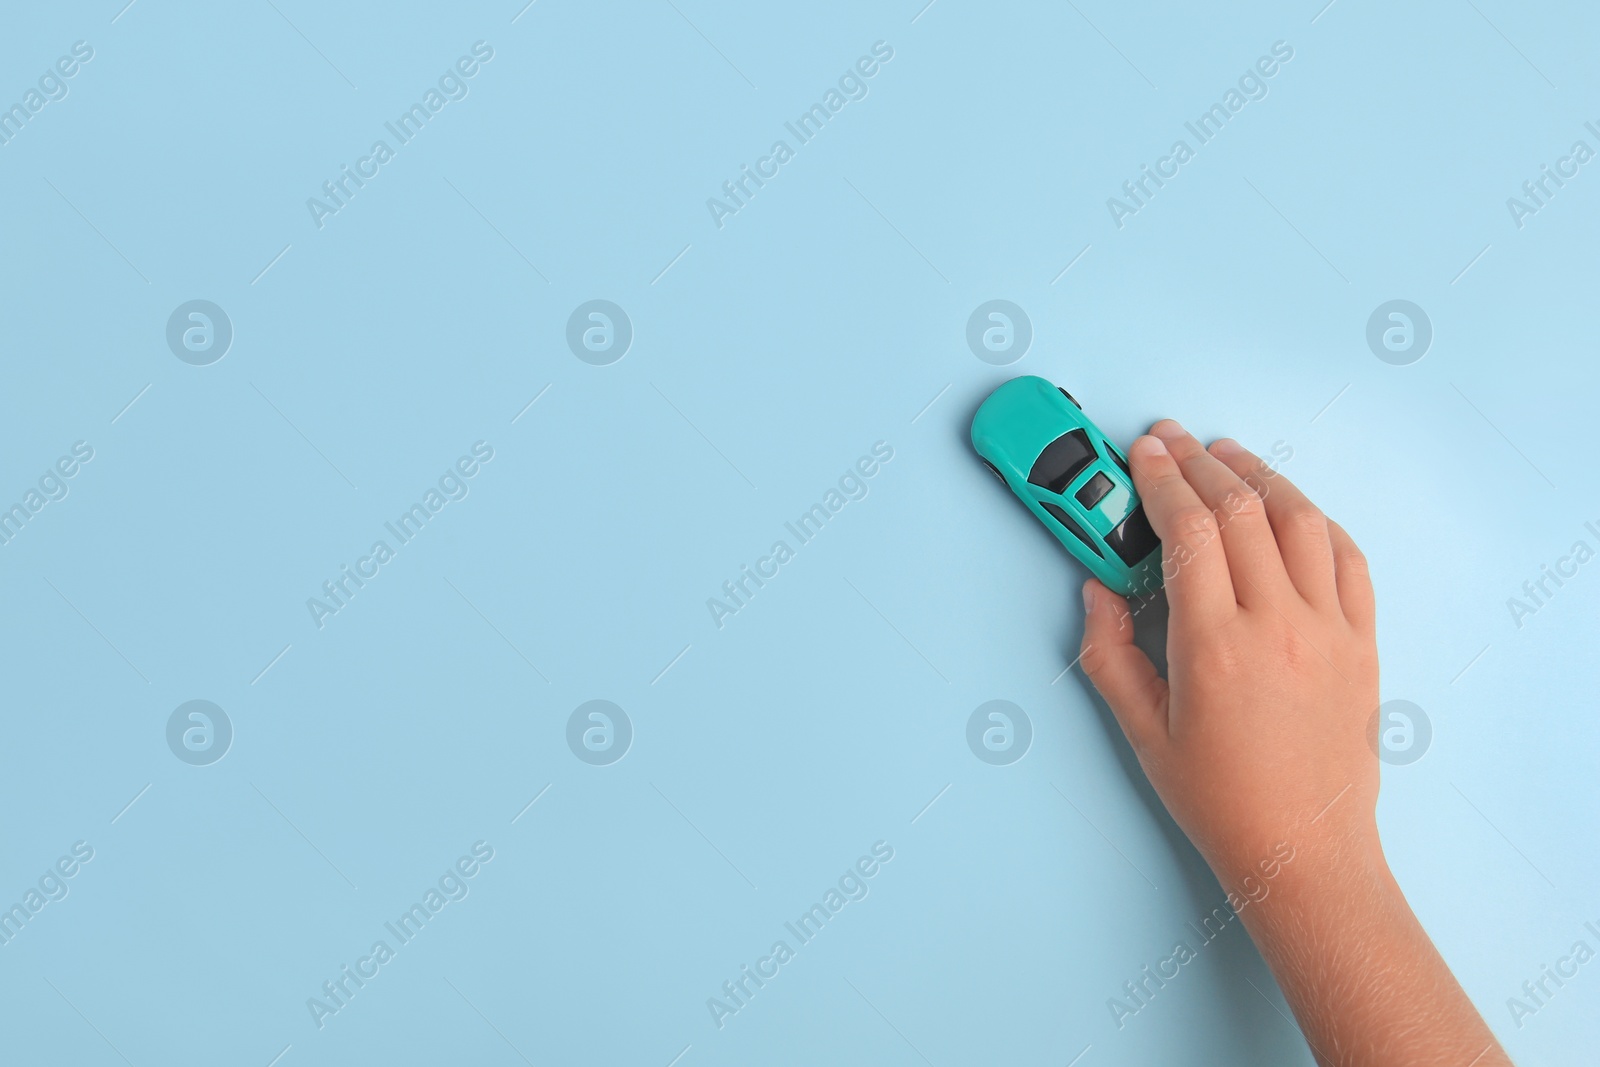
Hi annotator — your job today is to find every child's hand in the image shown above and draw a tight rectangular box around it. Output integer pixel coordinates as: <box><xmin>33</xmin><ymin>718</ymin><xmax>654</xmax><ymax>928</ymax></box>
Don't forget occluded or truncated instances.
<box><xmin>1077</xmin><ymin>419</ymin><xmax>1511</xmax><ymax>1067</ymax></box>
<box><xmin>1079</xmin><ymin>421</ymin><xmax>1380</xmax><ymax>887</ymax></box>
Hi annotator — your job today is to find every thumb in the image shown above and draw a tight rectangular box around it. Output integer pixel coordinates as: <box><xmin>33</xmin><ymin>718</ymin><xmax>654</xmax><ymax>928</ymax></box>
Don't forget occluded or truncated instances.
<box><xmin>1077</xmin><ymin>579</ymin><xmax>1168</xmax><ymax>751</ymax></box>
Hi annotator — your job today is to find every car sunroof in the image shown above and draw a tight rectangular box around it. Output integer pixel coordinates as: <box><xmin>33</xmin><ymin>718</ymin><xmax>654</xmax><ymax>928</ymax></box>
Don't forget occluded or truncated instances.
<box><xmin>1074</xmin><ymin>471</ymin><xmax>1114</xmax><ymax>508</ymax></box>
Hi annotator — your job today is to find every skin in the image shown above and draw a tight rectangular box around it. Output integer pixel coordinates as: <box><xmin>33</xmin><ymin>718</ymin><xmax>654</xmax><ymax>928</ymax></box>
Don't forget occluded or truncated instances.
<box><xmin>1078</xmin><ymin>420</ymin><xmax>1511</xmax><ymax>1067</ymax></box>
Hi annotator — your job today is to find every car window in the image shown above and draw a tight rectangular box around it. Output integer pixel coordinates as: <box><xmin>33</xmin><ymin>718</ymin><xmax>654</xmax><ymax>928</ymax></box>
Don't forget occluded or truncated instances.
<box><xmin>1106</xmin><ymin>505</ymin><xmax>1160</xmax><ymax>566</ymax></box>
<box><xmin>1040</xmin><ymin>501</ymin><xmax>1104</xmax><ymax>557</ymax></box>
<box><xmin>1027</xmin><ymin>430</ymin><xmax>1095</xmax><ymax>494</ymax></box>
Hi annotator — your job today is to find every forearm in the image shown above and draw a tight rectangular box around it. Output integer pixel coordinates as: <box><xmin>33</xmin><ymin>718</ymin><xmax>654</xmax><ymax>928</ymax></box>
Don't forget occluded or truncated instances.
<box><xmin>1232</xmin><ymin>833</ymin><xmax>1511</xmax><ymax>1067</ymax></box>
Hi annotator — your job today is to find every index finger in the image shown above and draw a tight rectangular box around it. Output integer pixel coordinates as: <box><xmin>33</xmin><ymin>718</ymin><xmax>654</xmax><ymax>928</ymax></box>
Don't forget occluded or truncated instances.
<box><xmin>1127</xmin><ymin>433</ymin><xmax>1236</xmax><ymax>627</ymax></box>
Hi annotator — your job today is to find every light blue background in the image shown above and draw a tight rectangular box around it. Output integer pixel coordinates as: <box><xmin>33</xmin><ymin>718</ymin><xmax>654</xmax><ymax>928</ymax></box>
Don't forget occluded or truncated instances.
<box><xmin>1</xmin><ymin>1</ymin><xmax>1597</xmax><ymax>1064</ymax></box>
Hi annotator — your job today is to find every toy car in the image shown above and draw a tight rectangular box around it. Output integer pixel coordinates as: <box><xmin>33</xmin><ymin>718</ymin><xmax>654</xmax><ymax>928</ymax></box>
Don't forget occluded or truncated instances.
<box><xmin>971</xmin><ymin>376</ymin><xmax>1163</xmax><ymax>597</ymax></box>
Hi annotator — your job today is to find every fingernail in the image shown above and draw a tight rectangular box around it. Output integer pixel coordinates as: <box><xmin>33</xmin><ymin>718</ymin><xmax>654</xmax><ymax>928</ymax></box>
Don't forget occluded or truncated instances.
<box><xmin>1211</xmin><ymin>437</ymin><xmax>1244</xmax><ymax>456</ymax></box>
<box><xmin>1082</xmin><ymin>583</ymin><xmax>1096</xmax><ymax>612</ymax></box>
<box><xmin>1150</xmin><ymin>419</ymin><xmax>1184</xmax><ymax>441</ymax></box>
<box><xmin>1131</xmin><ymin>434</ymin><xmax>1168</xmax><ymax>457</ymax></box>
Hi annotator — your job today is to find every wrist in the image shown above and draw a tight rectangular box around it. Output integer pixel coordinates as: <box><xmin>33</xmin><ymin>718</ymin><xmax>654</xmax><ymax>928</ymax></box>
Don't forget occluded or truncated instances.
<box><xmin>1229</xmin><ymin>824</ymin><xmax>1398</xmax><ymax>941</ymax></box>
<box><xmin>1214</xmin><ymin>823</ymin><xmax>1509</xmax><ymax>1066</ymax></box>
<box><xmin>1206</xmin><ymin>818</ymin><xmax>1389</xmax><ymax>922</ymax></box>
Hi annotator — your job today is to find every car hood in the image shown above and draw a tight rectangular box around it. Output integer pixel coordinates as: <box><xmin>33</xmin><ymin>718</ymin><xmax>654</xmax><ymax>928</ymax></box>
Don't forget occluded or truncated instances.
<box><xmin>970</xmin><ymin>375</ymin><xmax>1086</xmax><ymax>477</ymax></box>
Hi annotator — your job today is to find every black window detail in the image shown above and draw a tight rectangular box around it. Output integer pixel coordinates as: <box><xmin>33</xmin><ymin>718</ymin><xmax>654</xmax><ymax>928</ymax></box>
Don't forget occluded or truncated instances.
<box><xmin>1106</xmin><ymin>505</ymin><xmax>1160</xmax><ymax>565</ymax></box>
<box><xmin>1074</xmin><ymin>472</ymin><xmax>1114</xmax><ymax>509</ymax></box>
<box><xmin>1028</xmin><ymin>430</ymin><xmax>1095</xmax><ymax>494</ymax></box>
<box><xmin>1040</xmin><ymin>501</ymin><xmax>1104</xmax><ymax>558</ymax></box>
<box><xmin>1108</xmin><ymin>448</ymin><xmax>1131</xmax><ymax>477</ymax></box>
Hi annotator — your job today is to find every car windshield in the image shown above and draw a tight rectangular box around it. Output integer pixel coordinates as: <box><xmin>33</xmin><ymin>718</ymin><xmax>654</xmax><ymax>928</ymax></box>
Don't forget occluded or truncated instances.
<box><xmin>1106</xmin><ymin>505</ymin><xmax>1160</xmax><ymax>566</ymax></box>
<box><xmin>1028</xmin><ymin>430</ymin><xmax>1095</xmax><ymax>494</ymax></box>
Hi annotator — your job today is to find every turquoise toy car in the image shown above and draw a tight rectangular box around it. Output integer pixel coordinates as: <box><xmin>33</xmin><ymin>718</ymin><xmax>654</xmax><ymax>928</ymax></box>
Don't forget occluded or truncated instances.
<box><xmin>971</xmin><ymin>376</ymin><xmax>1163</xmax><ymax>597</ymax></box>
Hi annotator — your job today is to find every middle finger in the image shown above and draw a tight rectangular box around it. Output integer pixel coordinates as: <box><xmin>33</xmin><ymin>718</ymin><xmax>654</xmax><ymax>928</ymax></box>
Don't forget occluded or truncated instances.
<box><xmin>1149</xmin><ymin>420</ymin><xmax>1292</xmax><ymax>607</ymax></box>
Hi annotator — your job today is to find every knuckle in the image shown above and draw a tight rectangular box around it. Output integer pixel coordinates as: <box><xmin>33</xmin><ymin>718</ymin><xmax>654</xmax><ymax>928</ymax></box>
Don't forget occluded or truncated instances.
<box><xmin>1275</xmin><ymin>624</ymin><xmax>1312</xmax><ymax>671</ymax></box>
<box><xmin>1336</xmin><ymin>542</ymin><xmax>1370</xmax><ymax>576</ymax></box>
<box><xmin>1197</xmin><ymin>630</ymin><xmax>1249</xmax><ymax>675</ymax></box>
<box><xmin>1169</xmin><ymin>504</ymin><xmax>1219</xmax><ymax>547</ymax></box>
<box><xmin>1219</xmin><ymin>486</ymin><xmax>1265</xmax><ymax>522</ymax></box>
<box><xmin>1243</xmin><ymin>464</ymin><xmax>1279</xmax><ymax>498</ymax></box>
<box><xmin>1164</xmin><ymin>436</ymin><xmax>1205</xmax><ymax>462</ymax></box>
<box><xmin>1078</xmin><ymin>640</ymin><xmax>1109</xmax><ymax>677</ymax></box>
<box><xmin>1141</xmin><ymin>464</ymin><xmax>1183</xmax><ymax>491</ymax></box>
<box><xmin>1283</xmin><ymin>503</ymin><xmax>1327</xmax><ymax>539</ymax></box>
